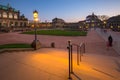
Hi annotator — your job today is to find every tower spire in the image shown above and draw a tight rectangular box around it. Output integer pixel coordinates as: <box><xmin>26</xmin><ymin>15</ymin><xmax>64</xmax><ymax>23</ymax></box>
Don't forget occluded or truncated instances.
<box><xmin>7</xmin><ymin>3</ymin><xmax>10</xmax><ymax>8</ymax></box>
<box><xmin>92</xmin><ymin>12</ymin><xmax>94</xmax><ymax>16</ymax></box>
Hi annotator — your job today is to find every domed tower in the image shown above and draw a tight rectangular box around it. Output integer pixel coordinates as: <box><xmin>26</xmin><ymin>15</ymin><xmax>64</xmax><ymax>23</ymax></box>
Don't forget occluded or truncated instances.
<box><xmin>86</xmin><ymin>13</ymin><xmax>101</xmax><ymax>28</ymax></box>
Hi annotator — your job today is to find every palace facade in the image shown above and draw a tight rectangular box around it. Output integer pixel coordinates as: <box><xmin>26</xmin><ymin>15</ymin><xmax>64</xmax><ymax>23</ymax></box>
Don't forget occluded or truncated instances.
<box><xmin>0</xmin><ymin>4</ymin><xmax>28</xmax><ymax>32</ymax></box>
<box><xmin>107</xmin><ymin>15</ymin><xmax>120</xmax><ymax>31</ymax></box>
<box><xmin>52</xmin><ymin>18</ymin><xmax>65</xmax><ymax>28</ymax></box>
<box><xmin>85</xmin><ymin>13</ymin><xmax>102</xmax><ymax>28</ymax></box>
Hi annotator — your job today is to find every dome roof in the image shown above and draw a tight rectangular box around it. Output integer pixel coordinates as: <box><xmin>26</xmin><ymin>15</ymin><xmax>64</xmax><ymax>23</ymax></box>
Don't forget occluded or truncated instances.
<box><xmin>86</xmin><ymin>13</ymin><xmax>101</xmax><ymax>22</ymax></box>
<box><xmin>86</xmin><ymin>13</ymin><xmax>98</xmax><ymax>19</ymax></box>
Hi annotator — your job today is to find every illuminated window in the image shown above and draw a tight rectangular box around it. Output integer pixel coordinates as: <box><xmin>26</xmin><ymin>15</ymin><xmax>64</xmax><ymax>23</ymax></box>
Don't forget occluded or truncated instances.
<box><xmin>9</xmin><ymin>13</ymin><xmax>13</xmax><ymax>18</ymax></box>
<box><xmin>3</xmin><ymin>12</ymin><xmax>7</xmax><ymax>18</ymax></box>
<box><xmin>92</xmin><ymin>20</ymin><xmax>94</xmax><ymax>22</ymax></box>
<box><xmin>111</xmin><ymin>26</ymin><xmax>113</xmax><ymax>28</ymax></box>
<box><xmin>92</xmin><ymin>24</ymin><xmax>94</xmax><ymax>27</ymax></box>
<box><xmin>118</xmin><ymin>26</ymin><xmax>120</xmax><ymax>28</ymax></box>
<box><xmin>14</xmin><ymin>14</ymin><xmax>18</xmax><ymax>19</ymax></box>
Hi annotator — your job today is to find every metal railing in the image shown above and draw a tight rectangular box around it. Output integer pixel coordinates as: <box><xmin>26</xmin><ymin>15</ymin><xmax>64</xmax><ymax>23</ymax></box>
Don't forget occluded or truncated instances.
<box><xmin>67</xmin><ymin>40</ymin><xmax>85</xmax><ymax>80</ymax></box>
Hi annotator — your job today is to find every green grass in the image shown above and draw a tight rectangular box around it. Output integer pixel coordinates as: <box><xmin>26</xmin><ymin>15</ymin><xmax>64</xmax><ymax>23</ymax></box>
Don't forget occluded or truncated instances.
<box><xmin>0</xmin><ymin>43</ymin><xmax>31</xmax><ymax>49</ymax></box>
<box><xmin>22</xmin><ymin>30</ymin><xmax>87</xmax><ymax>36</ymax></box>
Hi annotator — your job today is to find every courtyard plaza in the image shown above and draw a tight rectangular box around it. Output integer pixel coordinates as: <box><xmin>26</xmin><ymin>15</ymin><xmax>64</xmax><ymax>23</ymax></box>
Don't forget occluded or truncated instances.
<box><xmin>0</xmin><ymin>29</ymin><xmax>120</xmax><ymax>80</ymax></box>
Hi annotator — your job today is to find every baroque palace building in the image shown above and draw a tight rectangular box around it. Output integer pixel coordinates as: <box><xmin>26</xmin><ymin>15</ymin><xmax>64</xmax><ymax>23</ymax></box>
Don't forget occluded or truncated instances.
<box><xmin>107</xmin><ymin>15</ymin><xmax>120</xmax><ymax>31</ymax></box>
<box><xmin>85</xmin><ymin>13</ymin><xmax>102</xmax><ymax>28</ymax></box>
<box><xmin>0</xmin><ymin>4</ymin><xmax>28</xmax><ymax>31</ymax></box>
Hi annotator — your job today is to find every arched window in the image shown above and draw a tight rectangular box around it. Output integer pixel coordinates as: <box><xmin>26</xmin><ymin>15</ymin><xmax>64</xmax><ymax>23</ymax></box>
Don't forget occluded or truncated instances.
<box><xmin>3</xmin><ymin>12</ymin><xmax>7</xmax><ymax>18</ymax></box>
<box><xmin>15</xmin><ymin>22</ymin><xmax>18</xmax><ymax>26</ymax></box>
<box><xmin>20</xmin><ymin>22</ymin><xmax>23</xmax><ymax>26</ymax></box>
<box><xmin>14</xmin><ymin>14</ymin><xmax>18</xmax><ymax>19</ymax></box>
<box><xmin>0</xmin><ymin>12</ymin><xmax>1</xmax><ymax>18</ymax></box>
<box><xmin>9</xmin><ymin>13</ymin><xmax>13</xmax><ymax>18</ymax></box>
<box><xmin>10</xmin><ymin>22</ymin><xmax>13</xmax><ymax>26</ymax></box>
<box><xmin>0</xmin><ymin>22</ymin><xmax>1</xmax><ymax>26</ymax></box>
<box><xmin>24</xmin><ymin>22</ymin><xmax>27</xmax><ymax>26</ymax></box>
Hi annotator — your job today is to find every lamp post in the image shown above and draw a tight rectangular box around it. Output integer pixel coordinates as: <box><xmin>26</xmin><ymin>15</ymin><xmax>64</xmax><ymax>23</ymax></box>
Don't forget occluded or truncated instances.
<box><xmin>32</xmin><ymin>10</ymin><xmax>41</xmax><ymax>50</ymax></box>
<box><xmin>33</xmin><ymin>10</ymin><xmax>38</xmax><ymax>43</ymax></box>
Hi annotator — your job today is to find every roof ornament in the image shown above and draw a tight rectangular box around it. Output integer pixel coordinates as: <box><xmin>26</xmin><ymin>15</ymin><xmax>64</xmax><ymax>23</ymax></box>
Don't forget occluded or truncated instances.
<box><xmin>7</xmin><ymin>3</ymin><xmax>10</xmax><ymax>8</ymax></box>
<box><xmin>92</xmin><ymin>12</ymin><xmax>94</xmax><ymax>16</ymax></box>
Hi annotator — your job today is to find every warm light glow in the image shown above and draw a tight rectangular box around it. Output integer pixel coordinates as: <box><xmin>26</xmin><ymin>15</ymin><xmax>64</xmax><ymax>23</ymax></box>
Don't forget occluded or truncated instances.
<box><xmin>14</xmin><ymin>14</ymin><xmax>18</xmax><ymax>19</ymax></box>
<box><xmin>86</xmin><ymin>26</ymin><xmax>88</xmax><ymax>28</ymax></box>
<box><xmin>34</xmin><ymin>18</ymin><xmax>38</xmax><ymax>22</ymax></box>
<box><xmin>33</xmin><ymin>10</ymin><xmax>39</xmax><ymax>22</ymax></box>
<box><xmin>3</xmin><ymin>12</ymin><xmax>7</xmax><ymax>18</ymax></box>
<box><xmin>31</xmin><ymin>24</ymin><xmax>34</xmax><ymax>27</ymax></box>
<box><xmin>33</xmin><ymin>13</ymin><xmax>38</xmax><ymax>18</ymax></box>
<box><xmin>104</xmin><ymin>21</ymin><xmax>106</xmax><ymax>24</ymax></box>
<box><xmin>111</xmin><ymin>26</ymin><xmax>113</xmax><ymax>28</ymax></box>
<box><xmin>92</xmin><ymin>24</ymin><xmax>94</xmax><ymax>27</ymax></box>
<box><xmin>9</xmin><ymin>13</ymin><xmax>13</xmax><ymax>18</ymax></box>
<box><xmin>118</xmin><ymin>26</ymin><xmax>120</xmax><ymax>28</ymax></box>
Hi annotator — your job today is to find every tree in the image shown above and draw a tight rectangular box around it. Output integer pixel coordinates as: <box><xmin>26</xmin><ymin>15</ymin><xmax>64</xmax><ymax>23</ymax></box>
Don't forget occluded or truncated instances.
<box><xmin>98</xmin><ymin>15</ymin><xmax>109</xmax><ymax>21</ymax></box>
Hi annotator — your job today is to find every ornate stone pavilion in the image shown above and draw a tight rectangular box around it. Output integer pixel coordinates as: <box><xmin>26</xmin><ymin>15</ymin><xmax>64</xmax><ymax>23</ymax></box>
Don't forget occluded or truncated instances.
<box><xmin>0</xmin><ymin>4</ymin><xmax>28</xmax><ymax>32</ymax></box>
<box><xmin>85</xmin><ymin>13</ymin><xmax>102</xmax><ymax>28</ymax></box>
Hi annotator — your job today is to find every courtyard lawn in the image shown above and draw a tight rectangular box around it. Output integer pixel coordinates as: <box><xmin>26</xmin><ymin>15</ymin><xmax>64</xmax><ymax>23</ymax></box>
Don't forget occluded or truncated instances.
<box><xmin>22</xmin><ymin>30</ymin><xmax>87</xmax><ymax>36</ymax></box>
<box><xmin>0</xmin><ymin>43</ymin><xmax>31</xmax><ymax>49</ymax></box>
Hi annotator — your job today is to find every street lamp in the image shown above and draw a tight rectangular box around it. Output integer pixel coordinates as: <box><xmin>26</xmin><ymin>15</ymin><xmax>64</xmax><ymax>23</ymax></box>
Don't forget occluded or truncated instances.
<box><xmin>31</xmin><ymin>10</ymin><xmax>41</xmax><ymax>50</ymax></box>
<box><xmin>33</xmin><ymin>10</ymin><xmax>38</xmax><ymax>43</ymax></box>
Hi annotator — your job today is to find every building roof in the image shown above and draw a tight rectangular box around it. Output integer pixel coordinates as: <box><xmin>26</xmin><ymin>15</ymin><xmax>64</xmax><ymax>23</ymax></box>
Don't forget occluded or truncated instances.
<box><xmin>107</xmin><ymin>15</ymin><xmax>120</xmax><ymax>22</ymax></box>
<box><xmin>52</xmin><ymin>17</ymin><xmax>65</xmax><ymax>23</ymax></box>
<box><xmin>86</xmin><ymin>13</ymin><xmax>98</xmax><ymax>19</ymax></box>
<box><xmin>0</xmin><ymin>4</ymin><xmax>19</xmax><ymax>12</ymax></box>
<box><xmin>86</xmin><ymin>13</ymin><xmax>101</xmax><ymax>22</ymax></box>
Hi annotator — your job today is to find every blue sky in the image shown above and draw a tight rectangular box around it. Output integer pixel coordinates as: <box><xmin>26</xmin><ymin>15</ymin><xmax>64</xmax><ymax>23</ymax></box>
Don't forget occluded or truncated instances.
<box><xmin>0</xmin><ymin>0</ymin><xmax>120</xmax><ymax>22</ymax></box>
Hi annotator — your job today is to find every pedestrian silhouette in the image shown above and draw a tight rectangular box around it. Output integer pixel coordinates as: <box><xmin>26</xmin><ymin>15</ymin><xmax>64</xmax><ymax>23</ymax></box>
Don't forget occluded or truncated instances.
<box><xmin>108</xmin><ymin>35</ymin><xmax>113</xmax><ymax>47</ymax></box>
<box><xmin>107</xmin><ymin>35</ymin><xmax>113</xmax><ymax>50</ymax></box>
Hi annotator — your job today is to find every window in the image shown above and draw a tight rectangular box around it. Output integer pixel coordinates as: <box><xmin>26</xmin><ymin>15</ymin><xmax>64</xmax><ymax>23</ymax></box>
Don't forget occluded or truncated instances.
<box><xmin>24</xmin><ymin>22</ymin><xmax>27</xmax><ymax>26</ymax></box>
<box><xmin>10</xmin><ymin>22</ymin><xmax>13</xmax><ymax>26</ymax></box>
<box><xmin>15</xmin><ymin>22</ymin><xmax>18</xmax><ymax>26</ymax></box>
<box><xmin>9</xmin><ymin>13</ymin><xmax>13</xmax><ymax>18</ymax></box>
<box><xmin>0</xmin><ymin>23</ymin><xmax>1</xmax><ymax>26</ymax></box>
<box><xmin>20</xmin><ymin>22</ymin><xmax>23</xmax><ymax>26</ymax></box>
<box><xmin>14</xmin><ymin>14</ymin><xmax>18</xmax><ymax>19</ymax></box>
<box><xmin>3</xmin><ymin>12</ymin><xmax>7</xmax><ymax>18</ymax></box>
<box><xmin>0</xmin><ymin>13</ymin><xmax>1</xmax><ymax>17</ymax></box>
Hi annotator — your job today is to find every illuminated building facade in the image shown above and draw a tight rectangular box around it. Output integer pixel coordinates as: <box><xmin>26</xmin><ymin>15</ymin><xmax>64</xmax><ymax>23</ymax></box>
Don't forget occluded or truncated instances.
<box><xmin>107</xmin><ymin>15</ymin><xmax>120</xmax><ymax>31</ymax></box>
<box><xmin>85</xmin><ymin>13</ymin><xmax>102</xmax><ymax>28</ymax></box>
<box><xmin>0</xmin><ymin>4</ymin><xmax>28</xmax><ymax>32</ymax></box>
<box><xmin>52</xmin><ymin>18</ymin><xmax>65</xmax><ymax>28</ymax></box>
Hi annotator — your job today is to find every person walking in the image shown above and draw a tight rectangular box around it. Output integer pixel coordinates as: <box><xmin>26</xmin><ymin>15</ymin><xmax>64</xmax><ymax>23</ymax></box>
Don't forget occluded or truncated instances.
<box><xmin>107</xmin><ymin>35</ymin><xmax>113</xmax><ymax>50</ymax></box>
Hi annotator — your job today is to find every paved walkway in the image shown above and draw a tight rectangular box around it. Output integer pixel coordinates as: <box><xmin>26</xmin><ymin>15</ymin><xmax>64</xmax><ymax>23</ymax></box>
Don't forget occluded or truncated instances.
<box><xmin>0</xmin><ymin>30</ymin><xmax>118</xmax><ymax>56</ymax></box>
<box><xmin>96</xmin><ymin>28</ymin><xmax>120</xmax><ymax>54</ymax></box>
<box><xmin>0</xmin><ymin>30</ymin><xmax>120</xmax><ymax>80</ymax></box>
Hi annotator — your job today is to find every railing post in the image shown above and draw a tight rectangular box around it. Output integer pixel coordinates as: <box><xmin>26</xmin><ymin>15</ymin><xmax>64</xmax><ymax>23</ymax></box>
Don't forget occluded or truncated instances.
<box><xmin>70</xmin><ymin>45</ymin><xmax>73</xmax><ymax>73</ymax></box>
<box><xmin>67</xmin><ymin>40</ymin><xmax>72</xmax><ymax>80</ymax></box>
<box><xmin>77</xmin><ymin>45</ymin><xmax>79</xmax><ymax>65</ymax></box>
<box><xmin>79</xmin><ymin>44</ymin><xmax>82</xmax><ymax>62</ymax></box>
<box><xmin>84</xmin><ymin>43</ymin><xmax>85</xmax><ymax>53</ymax></box>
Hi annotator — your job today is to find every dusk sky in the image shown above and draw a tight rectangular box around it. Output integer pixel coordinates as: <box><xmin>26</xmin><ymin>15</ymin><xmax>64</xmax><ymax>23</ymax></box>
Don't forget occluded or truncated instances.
<box><xmin>0</xmin><ymin>0</ymin><xmax>120</xmax><ymax>22</ymax></box>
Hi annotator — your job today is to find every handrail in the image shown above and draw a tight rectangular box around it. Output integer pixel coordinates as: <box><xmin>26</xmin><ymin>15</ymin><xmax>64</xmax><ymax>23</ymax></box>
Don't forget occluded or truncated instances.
<box><xmin>67</xmin><ymin>40</ymin><xmax>86</xmax><ymax>79</ymax></box>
